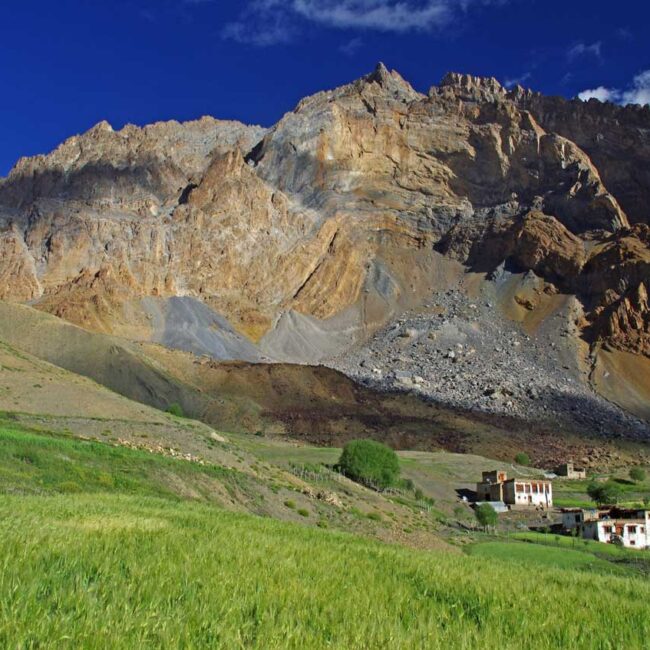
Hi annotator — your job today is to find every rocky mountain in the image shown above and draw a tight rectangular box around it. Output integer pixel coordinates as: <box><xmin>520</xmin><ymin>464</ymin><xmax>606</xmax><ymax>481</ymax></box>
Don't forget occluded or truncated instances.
<box><xmin>0</xmin><ymin>63</ymin><xmax>648</xmax><ymax>438</ymax></box>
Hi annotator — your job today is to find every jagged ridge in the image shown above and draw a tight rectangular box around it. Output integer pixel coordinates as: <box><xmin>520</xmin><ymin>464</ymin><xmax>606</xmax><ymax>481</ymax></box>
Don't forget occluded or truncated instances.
<box><xmin>0</xmin><ymin>64</ymin><xmax>648</xmax><ymax>433</ymax></box>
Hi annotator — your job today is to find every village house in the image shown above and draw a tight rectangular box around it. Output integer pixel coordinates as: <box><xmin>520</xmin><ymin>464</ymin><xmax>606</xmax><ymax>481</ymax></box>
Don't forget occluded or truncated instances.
<box><xmin>476</xmin><ymin>471</ymin><xmax>553</xmax><ymax>508</ymax></box>
<box><xmin>554</xmin><ymin>462</ymin><xmax>587</xmax><ymax>480</ymax></box>
<box><xmin>562</xmin><ymin>507</ymin><xmax>650</xmax><ymax>550</ymax></box>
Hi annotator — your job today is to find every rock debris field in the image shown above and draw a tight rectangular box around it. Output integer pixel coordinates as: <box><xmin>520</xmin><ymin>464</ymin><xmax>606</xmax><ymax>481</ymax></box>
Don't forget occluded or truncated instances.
<box><xmin>330</xmin><ymin>279</ymin><xmax>650</xmax><ymax>440</ymax></box>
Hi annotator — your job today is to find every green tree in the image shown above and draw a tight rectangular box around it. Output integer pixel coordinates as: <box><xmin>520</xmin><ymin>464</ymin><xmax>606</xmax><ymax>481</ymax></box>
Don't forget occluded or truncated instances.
<box><xmin>165</xmin><ymin>403</ymin><xmax>185</xmax><ymax>418</ymax></box>
<box><xmin>475</xmin><ymin>503</ymin><xmax>498</xmax><ymax>531</ymax></box>
<box><xmin>629</xmin><ymin>467</ymin><xmax>646</xmax><ymax>483</ymax></box>
<box><xmin>587</xmin><ymin>480</ymin><xmax>622</xmax><ymax>506</ymax></box>
<box><xmin>338</xmin><ymin>439</ymin><xmax>399</xmax><ymax>490</ymax></box>
<box><xmin>514</xmin><ymin>452</ymin><xmax>530</xmax><ymax>466</ymax></box>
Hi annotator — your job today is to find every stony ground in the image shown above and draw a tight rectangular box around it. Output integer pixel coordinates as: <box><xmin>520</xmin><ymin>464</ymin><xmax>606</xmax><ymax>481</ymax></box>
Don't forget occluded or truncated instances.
<box><xmin>329</xmin><ymin>273</ymin><xmax>650</xmax><ymax>441</ymax></box>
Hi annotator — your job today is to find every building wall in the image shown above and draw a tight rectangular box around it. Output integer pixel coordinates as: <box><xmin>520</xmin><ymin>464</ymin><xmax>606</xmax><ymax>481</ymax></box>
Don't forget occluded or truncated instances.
<box><xmin>583</xmin><ymin>519</ymin><xmax>650</xmax><ymax>549</ymax></box>
<box><xmin>556</xmin><ymin>463</ymin><xmax>587</xmax><ymax>480</ymax></box>
<box><xmin>476</xmin><ymin>482</ymin><xmax>503</xmax><ymax>502</ymax></box>
<box><xmin>562</xmin><ymin>511</ymin><xmax>584</xmax><ymax>529</ymax></box>
<box><xmin>503</xmin><ymin>480</ymin><xmax>552</xmax><ymax>507</ymax></box>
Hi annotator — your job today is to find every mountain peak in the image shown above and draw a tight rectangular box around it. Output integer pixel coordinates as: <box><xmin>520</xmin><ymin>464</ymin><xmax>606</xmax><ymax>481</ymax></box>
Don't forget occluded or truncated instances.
<box><xmin>366</xmin><ymin>61</ymin><xmax>391</xmax><ymax>83</ymax></box>
<box><xmin>361</xmin><ymin>62</ymin><xmax>421</xmax><ymax>101</ymax></box>
<box><xmin>438</xmin><ymin>72</ymin><xmax>506</xmax><ymax>101</ymax></box>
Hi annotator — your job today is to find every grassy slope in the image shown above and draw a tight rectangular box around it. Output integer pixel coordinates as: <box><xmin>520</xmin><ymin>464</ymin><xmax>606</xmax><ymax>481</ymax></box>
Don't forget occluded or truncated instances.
<box><xmin>468</xmin><ymin>541</ymin><xmax>629</xmax><ymax>575</ymax></box>
<box><xmin>3</xmin><ymin>495</ymin><xmax>650</xmax><ymax>649</ymax></box>
<box><xmin>1</xmin><ymin>424</ymin><xmax>650</xmax><ymax>648</ymax></box>
<box><xmin>3</xmin><ymin>300</ymin><xmax>646</xmax><ymax>467</ymax></box>
<box><xmin>0</xmin><ymin>418</ymin><xmax>455</xmax><ymax>548</ymax></box>
<box><xmin>0</xmin><ymin>424</ymin><xmax>235</xmax><ymax>500</ymax></box>
<box><xmin>513</xmin><ymin>531</ymin><xmax>650</xmax><ymax>563</ymax></box>
<box><xmin>553</xmin><ymin>476</ymin><xmax>650</xmax><ymax>509</ymax></box>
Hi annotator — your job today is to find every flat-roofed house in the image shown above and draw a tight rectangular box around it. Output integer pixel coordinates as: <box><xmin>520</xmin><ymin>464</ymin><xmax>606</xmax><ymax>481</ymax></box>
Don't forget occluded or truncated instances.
<box><xmin>562</xmin><ymin>507</ymin><xmax>650</xmax><ymax>549</ymax></box>
<box><xmin>555</xmin><ymin>462</ymin><xmax>587</xmax><ymax>480</ymax></box>
<box><xmin>476</xmin><ymin>471</ymin><xmax>552</xmax><ymax>508</ymax></box>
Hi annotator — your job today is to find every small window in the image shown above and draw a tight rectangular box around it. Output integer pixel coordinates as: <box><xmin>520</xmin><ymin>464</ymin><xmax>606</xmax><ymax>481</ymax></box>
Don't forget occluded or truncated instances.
<box><xmin>630</xmin><ymin>540</ymin><xmax>636</xmax><ymax>546</ymax></box>
<box><xmin>629</xmin><ymin>526</ymin><xmax>637</xmax><ymax>534</ymax></box>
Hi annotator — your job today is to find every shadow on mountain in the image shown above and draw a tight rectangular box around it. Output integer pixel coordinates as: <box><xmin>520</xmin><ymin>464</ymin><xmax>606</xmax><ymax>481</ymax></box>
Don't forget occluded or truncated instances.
<box><xmin>0</xmin><ymin>156</ymin><xmax>180</xmax><ymax>210</ymax></box>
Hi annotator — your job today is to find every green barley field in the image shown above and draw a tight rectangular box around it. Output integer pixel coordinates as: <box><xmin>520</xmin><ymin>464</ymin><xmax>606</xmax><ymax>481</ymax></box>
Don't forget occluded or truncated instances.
<box><xmin>1</xmin><ymin>425</ymin><xmax>649</xmax><ymax>648</ymax></box>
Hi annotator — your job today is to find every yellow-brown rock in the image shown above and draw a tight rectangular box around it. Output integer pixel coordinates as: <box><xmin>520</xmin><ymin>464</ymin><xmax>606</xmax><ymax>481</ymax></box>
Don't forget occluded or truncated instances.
<box><xmin>0</xmin><ymin>64</ymin><xmax>647</xmax><ymax>361</ymax></box>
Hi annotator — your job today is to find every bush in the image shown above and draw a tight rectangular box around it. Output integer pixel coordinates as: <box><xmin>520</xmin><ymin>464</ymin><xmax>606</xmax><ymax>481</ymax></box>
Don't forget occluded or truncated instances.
<box><xmin>587</xmin><ymin>480</ymin><xmax>622</xmax><ymax>505</ymax></box>
<box><xmin>284</xmin><ymin>500</ymin><xmax>296</xmax><ymax>510</ymax></box>
<box><xmin>399</xmin><ymin>478</ymin><xmax>415</xmax><ymax>492</ymax></box>
<box><xmin>514</xmin><ymin>452</ymin><xmax>530</xmax><ymax>466</ymax></box>
<box><xmin>474</xmin><ymin>503</ymin><xmax>498</xmax><ymax>530</ymax></box>
<box><xmin>297</xmin><ymin>508</ymin><xmax>309</xmax><ymax>518</ymax></box>
<box><xmin>57</xmin><ymin>481</ymin><xmax>82</xmax><ymax>494</ymax></box>
<box><xmin>453</xmin><ymin>505</ymin><xmax>467</xmax><ymax>518</ymax></box>
<box><xmin>629</xmin><ymin>467</ymin><xmax>646</xmax><ymax>483</ymax></box>
<box><xmin>338</xmin><ymin>439</ymin><xmax>399</xmax><ymax>490</ymax></box>
<box><xmin>165</xmin><ymin>403</ymin><xmax>185</xmax><ymax>418</ymax></box>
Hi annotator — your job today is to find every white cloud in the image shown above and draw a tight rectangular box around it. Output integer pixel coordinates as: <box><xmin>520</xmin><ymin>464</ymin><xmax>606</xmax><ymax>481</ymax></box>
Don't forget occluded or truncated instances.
<box><xmin>221</xmin><ymin>0</ymin><xmax>295</xmax><ymax>46</ymax></box>
<box><xmin>339</xmin><ymin>36</ymin><xmax>364</xmax><ymax>56</ymax></box>
<box><xmin>621</xmin><ymin>70</ymin><xmax>650</xmax><ymax>106</ymax></box>
<box><xmin>577</xmin><ymin>70</ymin><xmax>650</xmax><ymax>107</ymax></box>
<box><xmin>578</xmin><ymin>86</ymin><xmax>617</xmax><ymax>102</ymax></box>
<box><xmin>567</xmin><ymin>41</ymin><xmax>602</xmax><ymax>61</ymax></box>
<box><xmin>291</xmin><ymin>0</ymin><xmax>452</xmax><ymax>33</ymax></box>
<box><xmin>221</xmin><ymin>0</ymin><xmax>510</xmax><ymax>46</ymax></box>
<box><xmin>503</xmin><ymin>72</ymin><xmax>531</xmax><ymax>88</ymax></box>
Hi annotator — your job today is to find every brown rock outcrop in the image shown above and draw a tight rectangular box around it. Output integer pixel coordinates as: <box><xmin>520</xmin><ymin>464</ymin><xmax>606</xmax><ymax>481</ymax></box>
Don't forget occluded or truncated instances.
<box><xmin>0</xmin><ymin>64</ymin><xmax>647</xmax><ymax>362</ymax></box>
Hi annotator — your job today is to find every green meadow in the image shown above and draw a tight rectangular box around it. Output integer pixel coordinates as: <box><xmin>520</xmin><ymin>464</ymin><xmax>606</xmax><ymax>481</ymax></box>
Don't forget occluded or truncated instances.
<box><xmin>1</xmin><ymin>424</ymin><xmax>649</xmax><ymax>648</ymax></box>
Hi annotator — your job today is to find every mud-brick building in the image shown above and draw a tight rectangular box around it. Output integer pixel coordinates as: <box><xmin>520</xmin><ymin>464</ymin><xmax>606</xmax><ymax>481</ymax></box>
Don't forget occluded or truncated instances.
<box><xmin>554</xmin><ymin>462</ymin><xmax>587</xmax><ymax>480</ymax></box>
<box><xmin>476</xmin><ymin>471</ymin><xmax>552</xmax><ymax>508</ymax></box>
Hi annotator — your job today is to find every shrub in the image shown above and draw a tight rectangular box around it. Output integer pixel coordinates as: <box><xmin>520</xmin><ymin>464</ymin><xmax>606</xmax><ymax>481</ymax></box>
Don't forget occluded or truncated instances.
<box><xmin>284</xmin><ymin>500</ymin><xmax>296</xmax><ymax>510</ymax></box>
<box><xmin>97</xmin><ymin>472</ymin><xmax>114</xmax><ymax>488</ymax></box>
<box><xmin>475</xmin><ymin>503</ymin><xmax>498</xmax><ymax>530</ymax></box>
<box><xmin>629</xmin><ymin>467</ymin><xmax>646</xmax><ymax>483</ymax></box>
<box><xmin>165</xmin><ymin>403</ymin><xmax>185</xmax><ymax>418</ymax></box>
<box><xmin>57</xmin><ymin>481</ymin><xmax>82</xmax><ymax>494</ymax></box>
<box><xmin>514</xmin><ymin>452</ymin><xmax>530</xmax><ymax>466</ymax></box>
<box><xmin>400</xmin><ymin>478</ymin><xmax>415</xmax><ymax>492</ymax></box>
<box><xmin>297</xmin><ymin>508</ymin><xmax>309</xmax><ymax>518</ymax></box>
<box><xmin>587</xmin><ymin>480</ymin><xmax>622</xmax><ymax>505</ymax></box>
<box><xmin>367</xmin><ymin>512</ymin><xmax>382</xmax><ymax>522</ymax></box>
<box><xmin>338</xmin><ymin>439</ymin><xmax>399</xmax><ymax>490</ymax></box>
<box><xmin>414</xmin><ymin>488</ymin><xmax>424</xmax><ymax>501</ymax></box>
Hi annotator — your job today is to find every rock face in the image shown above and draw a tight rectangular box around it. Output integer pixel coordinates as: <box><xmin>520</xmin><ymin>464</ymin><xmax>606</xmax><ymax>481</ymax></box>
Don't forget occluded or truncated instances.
<box><xmin>0</xmin><ymin>64</ymin><xmax>648</xmax><ymax>427</ymax></box>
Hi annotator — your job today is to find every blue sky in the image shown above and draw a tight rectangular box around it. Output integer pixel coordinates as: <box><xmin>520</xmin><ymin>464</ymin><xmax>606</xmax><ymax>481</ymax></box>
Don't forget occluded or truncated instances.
<box><xmin>1</xmin><ymin>0</ymin><xmax>648</xmax><ymax>176</ymax></box>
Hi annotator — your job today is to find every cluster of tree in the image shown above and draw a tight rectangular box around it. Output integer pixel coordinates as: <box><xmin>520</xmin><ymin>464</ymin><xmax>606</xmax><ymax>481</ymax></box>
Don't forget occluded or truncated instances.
<box><xmin>629</xmin><ymin>467</ymin><xmax>646</xmax><ymax>483</ymax></box>
<box><xmin>474</xmin><ymin>503</ymin><xmax>498</xmax><ymax>530</ymax></box>
<box><xmin>587</xmin><ymin>480</ymin><xmax>622</xmax><ymax>505</ymax></box>
<box><xmin>514</xmin><ymin>452</ymin><xmax>530</xmax><ymax>466</ymax></box>
<box><xmin>337</xmin><ymin>439</ymin><xmax>400</xmax><ymax>490</ymax></box>
<box><xmin>586</xmin><ymin>468</ymin><xmax>647</xmax><ymax>505</ymax></box>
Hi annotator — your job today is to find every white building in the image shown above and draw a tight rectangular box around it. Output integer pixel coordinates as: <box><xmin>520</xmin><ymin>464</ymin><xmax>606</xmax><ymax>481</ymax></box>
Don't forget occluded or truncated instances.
<box><xmin>477</xmin><ymin>471</ymin><xmax>552</xmax><ymax>508</ymax></box>
<box><xmin>562</xmin><ymin>508</ymin><xmax>650</xmax><ymax>550</ymax></box>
